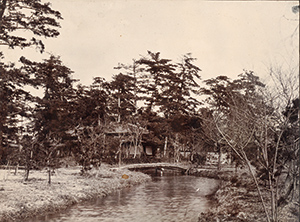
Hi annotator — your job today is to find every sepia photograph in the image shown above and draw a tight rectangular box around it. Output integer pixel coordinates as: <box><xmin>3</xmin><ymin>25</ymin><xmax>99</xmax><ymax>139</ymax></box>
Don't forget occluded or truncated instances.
<box><xmin>0</xmin><ymin>0</ymin><xmax>299</xmax><ymax>221</ymax></box>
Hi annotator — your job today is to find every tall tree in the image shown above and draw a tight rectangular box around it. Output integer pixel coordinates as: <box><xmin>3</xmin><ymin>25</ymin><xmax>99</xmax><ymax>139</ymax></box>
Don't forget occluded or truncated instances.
<box><xmin>169</xmin><ymin>54</ymin><xmax>202</xmax><ymax>115</ymax></box>
<box><xmin>70</xmin><ymin>77</ymin><xmax>111</xmax><ymax>169</ymax></box>
<box><xmin>137</xmin><ymin>51</ymin><xmax>177</xmax><ymax>113</ymax></box>
<box><xmin>0</xmin><ymin>55</ymin><xmax>33</xmax><ymax>164</ymax></box>
<box><xmin>112</xmin><ymin>61</ymin><xmax>149</xmax><ymax>159</ymax></box>
<box><xmin>0</xmin><ymin>0</ymin><xmax>63</xmax><ymax>168</ymax></box>
<box><xmin>202</xmin><ymin>70</ymin><xmax>299</xmax><ymax>222</ymax></box>
<box><xmin>137</xmin><ymin>52</ymin><xmax>202</xmax><ymax>160</ymax></box>
<box><xmin>201</xmin><ymin>72</ymin><xmax>272</xmax><ymax>219</ymax></box>
<box><xmin>20</xmin><ymin>55</ymin><xmax>76</xmax><ymax>183</ymax></box>
<box><xmin>73</xmin><ymin>77</ymin><xmax>110</xmax><ymax>127</ymax></box>
<box><xmin>114</xmin><ymin>60</ymin><xmax>143</xmax><ymax>114</ymax></box>
<box><xmin>137</xmin><ymin>52</ymin><xmax>201</xmax><ymax>116</ymax></box>
<box><xmin>109</xmin><ymin>73</ymin><xmax>136</xmax><ymax>123</ymax></box>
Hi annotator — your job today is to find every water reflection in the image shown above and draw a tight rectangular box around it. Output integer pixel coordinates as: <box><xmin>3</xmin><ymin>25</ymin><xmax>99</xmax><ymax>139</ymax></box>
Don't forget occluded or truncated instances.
<box><xmin>34</xmin><ymin>174</ymin><xmax>219</xmax><ymax>222</ymax></box>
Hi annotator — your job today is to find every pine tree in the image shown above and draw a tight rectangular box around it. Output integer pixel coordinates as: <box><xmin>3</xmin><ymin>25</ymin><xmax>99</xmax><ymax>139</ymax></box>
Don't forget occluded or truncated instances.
<box><xmin>0</xmin><ymin>54</ymin><xmax>33</xmax><ymax>164</ymax></box>
<box><xmin>20</xmin><ymin>55</ymin><xmax>76</xmax><ymax>183</ymax></box>
<box><xmin>0</xmin><ymin>0</ymin><xmax>62</xmax><ymax>170</ymax></box>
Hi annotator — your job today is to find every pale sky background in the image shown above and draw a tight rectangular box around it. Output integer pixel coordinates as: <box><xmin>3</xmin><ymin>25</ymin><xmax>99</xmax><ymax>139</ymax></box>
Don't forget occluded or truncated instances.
<box><xmin>4</xmin><ymin>0</ymin><xmax>299</xmax><ymax>87</ymax></box>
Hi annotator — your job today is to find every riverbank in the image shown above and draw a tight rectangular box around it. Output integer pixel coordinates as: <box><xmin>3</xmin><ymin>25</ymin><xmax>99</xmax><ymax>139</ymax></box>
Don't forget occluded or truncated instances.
<box><xmin>0</xmin><ymin>165</ymin><xmax>151</xmax><ymax>222</ymax></box>
<box><xmin>194</xmin><ymin>167</ymin><xmax>299</xmax><ymax>222</ymax></box>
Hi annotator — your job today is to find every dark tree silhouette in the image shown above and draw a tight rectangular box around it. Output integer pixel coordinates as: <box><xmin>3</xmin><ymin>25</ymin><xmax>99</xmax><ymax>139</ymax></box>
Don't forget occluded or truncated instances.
<box><xmin>0</xmin><ymin>0</ymin><xmax>62</xmax><ymax>52</ymax></box>
<box><xmin>20</xmin><ymin>55</ymin><xmax>76</xmax><ymax>183</ymax></box>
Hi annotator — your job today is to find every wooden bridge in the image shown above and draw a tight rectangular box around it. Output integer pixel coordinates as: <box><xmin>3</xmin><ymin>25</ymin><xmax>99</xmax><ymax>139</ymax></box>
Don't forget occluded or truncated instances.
<box><xmin>112</xmin><ymin>163</ymin><xmax>190</xmax><ymax>174</ymax></box>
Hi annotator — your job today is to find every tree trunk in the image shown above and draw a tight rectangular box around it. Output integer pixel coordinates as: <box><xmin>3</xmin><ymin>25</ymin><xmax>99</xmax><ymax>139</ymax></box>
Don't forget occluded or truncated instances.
<box><xmin>24</xmin><ymin>168</ymin><xmax>30</xmax><ymax>181</ymax></box>
<box><xmin>117</xmin><ymin>96</ymin><xmax>121</xmax><ymax>123</ymax></box>
<box><xmin>174</xmin><ymin>134</ymin><xmax>180</xmax><ymax>163</ymax></box>
<box><xmin>217</xmin><ymin>143</ymin><xmax>222</xmax><ymax>170</ymax></box>
<box><xmin>0</xmin><ymin>0</ymin><xmax>7</xmax><ymax>24</ymax></box>
<box><xmin>164</xmin><ymin>136</ymin><xmax>168</xmax><ymax>157</ymax></box>
<box><xmin>133</xmin><ymin>134</ymin><xmax>139</xmax><ymax>159</ymax></box>
<box><xmin>133</xmin><ymin>60</ymin><xmax>138</xmax><ymax>115</ymax></box>
<box><xmin>15</xmin><ymin>144</ymin><xmax>22</xmax><ymax>175</ymax></box>
<box><xmin>268</xmin><ymin>171</ymin><xmax>277</xmax><ymax>222</ymax></box>
<box><xmin>0</xmin><ymin>123</ymin><xmax>3</xmax><ymax>165</ymax></box>
<box><xmin>48</xmin><ymin>168</ymin><xmax>51</xmax><ymax>184</ymax></box>
<box><xmin>24</xmin><ymin>150</ymin><xmax>33</xmax><ymax>181</ymax></box>
<box><xmin>118</xmin><ymin>142</ymin><xmax>122</xmax><ymax>167</ymax></box>
<box><xmin>14</xmin><ymin>164</ymin><xmax>18</xmax><ymax>175</ymax></box>
<box><xmin>243</xmin><ymin>152</ymin><xmax>271</xmax><ymax>222</ymax></box>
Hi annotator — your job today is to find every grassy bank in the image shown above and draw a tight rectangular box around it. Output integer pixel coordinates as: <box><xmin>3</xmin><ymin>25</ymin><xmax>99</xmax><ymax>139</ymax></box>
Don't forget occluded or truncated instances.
<box><xmin>191</xmin><ymin>166</ymin><xmax>235</xmax><ymax>181</ymax></box>
<box><xmin>194</xmin><ymin>167</ymin><xmax>299</xmax><ymax>222</ymax></box>
<box><xmin>0</xmin><ymin>165</ymin><xmax>151</xmax><ymax>222</ymax></box>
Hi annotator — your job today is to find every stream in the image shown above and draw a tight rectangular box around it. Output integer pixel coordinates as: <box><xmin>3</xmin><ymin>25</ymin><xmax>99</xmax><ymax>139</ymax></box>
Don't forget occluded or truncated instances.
<box><xmin>31</xmin><ymin>171</ymin><xmax>219</xmax><ymax>222</ymax></box>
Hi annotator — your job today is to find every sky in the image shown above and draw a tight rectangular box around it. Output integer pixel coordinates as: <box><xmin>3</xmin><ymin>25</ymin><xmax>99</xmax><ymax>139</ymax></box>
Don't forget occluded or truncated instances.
<box><xmin>4</xmin><ymin>0</ymin><xmax>299</xmax><ymax>87</ymax></box>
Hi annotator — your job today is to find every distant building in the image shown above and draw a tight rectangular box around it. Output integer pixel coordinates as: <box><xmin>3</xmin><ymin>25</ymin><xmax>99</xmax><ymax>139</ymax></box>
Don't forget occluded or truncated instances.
<box><xmin>206</xmin><ymin>152</ymin><xmax>231</xmax><ymax>165</ymax></box>
<box><xmin>105</xmin><ymin>122</ymin><xmax>149</xmax><ymax>157</ymax></box>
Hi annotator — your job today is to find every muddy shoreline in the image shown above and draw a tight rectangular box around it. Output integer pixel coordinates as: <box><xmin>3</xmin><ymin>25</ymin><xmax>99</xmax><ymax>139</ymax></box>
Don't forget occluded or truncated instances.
<box><xmin>191</xmin><ymin>167</ymin><xmax>299</xmax><ymax>222</ymax></box>
<box><xmin>0</xmin><ymin>165</ymin><xmax>151</xmax><ymax>222</ymax></box>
